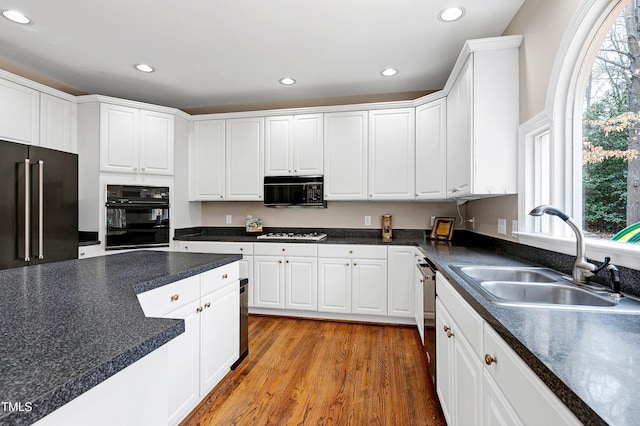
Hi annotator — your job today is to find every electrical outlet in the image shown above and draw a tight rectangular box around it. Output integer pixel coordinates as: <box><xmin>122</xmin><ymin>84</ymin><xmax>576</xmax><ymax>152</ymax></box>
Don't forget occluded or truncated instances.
<box><xmin>225</xmin><ymin>215</ymin><xmax>232</xmax><ymax>224</ymax></box>
<box><xmin>512</xmin><ymin>220</ymin><xmax>518</xmax><ymax>238</ymax></box>
<box><xmin>497</xmin><ymin>218</ymin><xmax>507</xmax><ymax>235</ymax></box>
<box><xmin>364</xmin><ymin>216</ymin><xmax>371</xmax><ymax>226</ymax></box>
<box><xmin>469</xmin><ymin>217</ymin><xmax>475</xmax><ymax>229</ymax></box>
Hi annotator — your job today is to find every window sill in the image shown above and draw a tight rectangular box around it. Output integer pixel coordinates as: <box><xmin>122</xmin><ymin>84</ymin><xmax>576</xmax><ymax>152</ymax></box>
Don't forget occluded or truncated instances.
<box><xmin>516</xmin><ymin>232</ymin><xmax>640</xmax><ymax>271</ymax></box>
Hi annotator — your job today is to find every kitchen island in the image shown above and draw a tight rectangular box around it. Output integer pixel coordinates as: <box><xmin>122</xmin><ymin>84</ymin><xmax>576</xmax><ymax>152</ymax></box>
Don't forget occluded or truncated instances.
<box><xmin>0</xmin><ymin>250</ymin><xmax>241</xmax><ymax>425</ymax></box>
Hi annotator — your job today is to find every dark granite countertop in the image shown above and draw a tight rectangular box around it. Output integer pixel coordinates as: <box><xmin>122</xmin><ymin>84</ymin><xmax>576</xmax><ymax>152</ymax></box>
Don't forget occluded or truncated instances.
<box><xmin>0</xmin><ymin>250</ymin><xmax>241</xmax><ymax>425</ymax></box>
<box><xmin>420</xmin><ymin>241</ymin><xmax>639</xmax><ymax>426</ymax></box>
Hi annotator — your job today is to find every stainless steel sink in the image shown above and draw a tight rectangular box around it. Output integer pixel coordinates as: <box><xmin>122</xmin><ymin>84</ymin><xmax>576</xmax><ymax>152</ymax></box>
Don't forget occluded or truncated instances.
<box><xmin>449</xmin><ymin>264</ymin><xmax>640</xmax><ymax>313</ymax></box>
<box><xmin>480</xmin><ymin>281</ymin><xmax>615</xmax><ymax>307</ymax></box>
<box><xmin>456</xmin><ymin>266</ymin><xmax>557</xmax><ymax>283</ymax></box>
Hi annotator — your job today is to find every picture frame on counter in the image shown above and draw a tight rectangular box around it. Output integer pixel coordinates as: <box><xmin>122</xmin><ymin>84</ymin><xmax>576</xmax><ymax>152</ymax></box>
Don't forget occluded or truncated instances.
<box><xmin>430</xmin><ymin>217</ymin><xmax>455</xmax><ymax>241</ymax></box>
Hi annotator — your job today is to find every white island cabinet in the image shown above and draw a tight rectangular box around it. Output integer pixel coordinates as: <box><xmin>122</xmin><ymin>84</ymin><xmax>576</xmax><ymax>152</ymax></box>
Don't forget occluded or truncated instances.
<box><xmin>137</xmin><ymin>261</ymin><xmax>240</xmax><ymax>426</ymax></box>
<box><xmin>435</xmin><ymin>271</ymin><xmax>581</xmax><ymax>426</ymax></box>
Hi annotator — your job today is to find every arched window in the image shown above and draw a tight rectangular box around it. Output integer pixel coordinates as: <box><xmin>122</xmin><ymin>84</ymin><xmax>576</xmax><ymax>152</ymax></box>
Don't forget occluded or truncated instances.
<box><xmin>519</xmin><ymin>0</ymin><xmax>640</xmax><ymax>269</ymax></box>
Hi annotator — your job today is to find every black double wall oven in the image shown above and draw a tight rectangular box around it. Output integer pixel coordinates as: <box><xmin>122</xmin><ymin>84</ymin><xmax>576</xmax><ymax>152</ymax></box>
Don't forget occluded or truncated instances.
<box><xmin>105</xmin><ymin>185</ymin><xmax>169</xmax><ymax>250</ymax></box>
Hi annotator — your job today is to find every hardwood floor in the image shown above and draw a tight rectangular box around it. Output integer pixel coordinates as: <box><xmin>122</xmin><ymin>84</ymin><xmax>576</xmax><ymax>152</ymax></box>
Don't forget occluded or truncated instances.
<box><xmin>181</xmin><ymin>315</ymin><xmax>446</xmax><ymax>426</ymax></box>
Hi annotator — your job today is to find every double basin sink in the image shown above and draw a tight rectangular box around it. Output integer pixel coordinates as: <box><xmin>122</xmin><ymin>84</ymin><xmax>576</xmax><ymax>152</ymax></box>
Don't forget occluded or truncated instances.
<box><xmin>450</xmin><ymin>265</ymin><xmax>640</xmax><ymax>314</ymax></box>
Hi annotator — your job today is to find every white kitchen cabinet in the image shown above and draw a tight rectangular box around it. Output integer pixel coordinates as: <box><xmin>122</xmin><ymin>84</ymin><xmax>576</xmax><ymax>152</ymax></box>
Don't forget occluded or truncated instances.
<box><xmin>78</xmin><ymin>245</ymin><xmax>101</xmax><ymax>259</ymax></box>
<box><xmin>415</xmin><ymin>98</ymin><xmax>446</xmax><ymax>199</ymax></box>
<box><xmin>323</xmin><ymin>111</ymin><xmax>368</xmax><ymax>200</ymax></box>
<box><xmin>226</xmin><ymin>117</ymin><xmax>264</xmax><ymax>200</ymax></box>
<box><xmin>387</xmin><ymin>246</ymin><xmax>416</xmax><ymax>318</ymax></box>
<box><xmin>0</xmin><ymin>77</ymin><xmax>39</xmax><ymax>145</ymax></box>
<box><xmin>265</xmin><ymin>114</ymin><xmax>323</xmax><ymax>176</ymax></box>
<box><xmin>189</xmin><ymin>120</ymin><xmax>226</xmax><ymax>200</ymax></box>
<box><xmin>445</xmin><ymin>36</ymin><xmax>521</xmax><ymax>198</ymax></box>
<box><xmin>414</xmin><ymin>251</ymin><xmax>425</xmax><ymax>344</ymax></box>
<box><xmin>317</xmin><ymin>244</ymin><xmax>387</xmax><ymax>316</ymax></box>
<box><xmin>177</xmin><ymin>241</ymin><xmax>254</xmax><ymax>306</ymax></box>
<box><xmin>368</xmin><ymin>108</ymin><xmax>415</xmax><ymax>200</ymax></box>
<box><xmin>99</xmin><ymin>103</ymin><xmax>174</xmax><ymax>175</ymax></box>
<box><xmin>40</xmin><ymin>93</ymin><xmax>77</xmax><ymax>153</ymax></box>
<box><xmin>200</xmin><ymin>278</ymin><xmax>240</xmax><ymax>396</ymax></box>
<box><xmin>253</xmin><ymin>243</ymin><xmax>317</xmax><ymax>311</ymax></box>
<box><xmin>436</xmin><ymin>270</ymin><xmax>580</xmax><ymax>426</ymax></box>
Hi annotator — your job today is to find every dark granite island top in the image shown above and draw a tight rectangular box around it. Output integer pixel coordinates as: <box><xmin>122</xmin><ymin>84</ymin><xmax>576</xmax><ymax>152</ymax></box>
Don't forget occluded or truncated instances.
<box><xmin>421</xmin><ymin>241</ymin><xmax>640</xmax><ymax>426</ymax></box>
<box><xmin>0</xmin><ymin>250</ymin><xmax>241</xmax><ymax>425</ymax></box>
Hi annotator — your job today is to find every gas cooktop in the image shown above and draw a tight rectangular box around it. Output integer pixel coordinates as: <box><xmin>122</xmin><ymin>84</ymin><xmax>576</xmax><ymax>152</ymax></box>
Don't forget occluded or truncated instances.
<box><xmin>256</xmin><ymin>232</ymin><xmax>327</xmax><ymax>241</ymax></box>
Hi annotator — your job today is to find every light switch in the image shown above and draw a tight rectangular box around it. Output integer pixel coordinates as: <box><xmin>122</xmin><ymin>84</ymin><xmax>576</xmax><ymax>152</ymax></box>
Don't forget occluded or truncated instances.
<box><xmin>365</xmin><ymin>216</ymin><xmax>371</xmax><ymax>226</ymax></box>
<box><xmin>497</xmin><ymin>218</ymin><xmax>507</xmax><ymax>235</ymax></box>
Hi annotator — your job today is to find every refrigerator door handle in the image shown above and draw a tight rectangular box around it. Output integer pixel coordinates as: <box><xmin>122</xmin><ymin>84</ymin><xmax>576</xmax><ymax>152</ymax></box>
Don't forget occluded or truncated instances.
<box><xmin>37</xmin><ymin>160</ymin><xmax>44</xmax><ymax>259</ymax></box>
<box><xmin>23</xmin><ymin>159</ymin><xmax>30</xmax><ymax>262</ymax></box>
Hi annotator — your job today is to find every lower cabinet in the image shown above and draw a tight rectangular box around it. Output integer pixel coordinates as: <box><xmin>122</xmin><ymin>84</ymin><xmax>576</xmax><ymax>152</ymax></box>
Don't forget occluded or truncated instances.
<box><xmin>253</xmin><ymin>243</ymin><xmax>318</xmax><ymax>311</ymax></box>
<box><xmin>387</xmin><ymin>246</ymin><xmax>416</xmax><ymax>318</ymax></box>
<box><xmin>435</xmin><ymin>271</ymin><xmax>581</xmax><ymax>426</ymax></box>
<box><xmin>317</xmin><ymin>245</ymin><xmax>387</xmax><ymax>316</ymax></box>
<box><xmin>137</xmin><ymin>261</ymin><xmax>240</xmax><ymax>426</ymax></box>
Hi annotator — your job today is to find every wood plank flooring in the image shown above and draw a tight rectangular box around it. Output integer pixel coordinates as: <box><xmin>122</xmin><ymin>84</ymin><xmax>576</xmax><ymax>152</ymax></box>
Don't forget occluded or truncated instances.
<box><xmin>181</xmin><ymin>315</ymin><xmax>445</xmax><ymax>426</ymax></box>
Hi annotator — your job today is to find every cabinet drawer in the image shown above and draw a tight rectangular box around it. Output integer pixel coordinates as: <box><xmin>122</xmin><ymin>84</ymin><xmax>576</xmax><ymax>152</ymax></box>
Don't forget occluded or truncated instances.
<box><xmin>137</xmin><ymin>275</ymin><xmax>200</xmax><ymax>317</ymax></box>
<box><xmin>435</xmin><ymin>271</ymin><xmax>483</xmax><ymax>356</ymax></box>
<box><xmin>200</xmin><ymin>261</ymin><xmax>240</xmax><ymax>296</ymax></box>
<box><xmin>317</xmin><ymin>244</ymin><xmax>387</xmax><ymax>259</ymax></box>
<box><xmin>254</xmin><ymin>242</ymin><xmax>317</xmax><ymax>257</ymax></box>
<box><xmin>483</xmin><ymin>324</ymin><xmax>580</xmax><ymax>425</ymax></box>
<box><xmin>177</xmin><ymin>241</ymin><xmax>253</xmax><ymax>255</ymax></box>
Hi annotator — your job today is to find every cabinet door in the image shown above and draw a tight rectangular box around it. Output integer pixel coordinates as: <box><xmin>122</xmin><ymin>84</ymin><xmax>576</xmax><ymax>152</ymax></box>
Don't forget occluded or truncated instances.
<box><xmin>164</xmin><ymin>300</ymin><xmax>201</xmax><ymax>426</ymax></box>
<box><xmin>387</xmin><ymin>246</ymin><xmax>415</xmax><ymax>318</ymax></box>
<box><xmin>415</xmin><ymin>99</ymin><xmax>446</xmax><ymax>199</ymax></box>
<box><xmin>200</xmin><ymin>283</ymin><xmax>239</xmax><ymax>396</ymax></box>
<box><xmin>323</xmin><ymin>111</ymin><xmax>368</xmax><ymax>200</ymax></box>
<box><xmin>0</xmin><ymin>78</ymin><xmax>39</xmax><ymax>145</ymax></box>
<box><xmin>414</xmin><ymin>259</ymin><xmax>425</xmax><ymax>344</ymax></box>
<box><xmin>318</xmin><ymin>258</ymin><xmax>351</xmax><ymax>313</ymax></box>
<box><xmin>265</xmin><ymin>116</ymin><xmax>293</xmax><ymax>176</ymax></box>
<box><xmin>293</xmin><ymin>114</ymin><xmax>323</xmax><ymax>175</ymax></box>
<box><xmin>253</xmin><ymin>255</ymin><xmax>285</xmax><ymax>309</ymax></box>
<box><xmin>140</xmin><ymin>110</ymin><xmax>174</xmax><ymax>175</ymax></box>
<box><xmin>483</xmin><ymin>372</ymin><xmax>523</xmax><ymax>426</ymax></box>
<box><xmin>351</xmin><ymin>258</ymin><xmax>387</xmax><ymax>316</ymax></box>
<box><xmin>435</xmin><ymin>299</ymin><xmax>454</xmax><ymax>426</ymax></box>
<box><xmin>446</xmin><ymin>56</ymin><xmax>472</xmax><ymax>197</ymax></box>
<box><xmin>368</xmin><ymin>108</ymin><xmax>415</xmax><ymax>199</ymax></box>
<box><xmin>40</xmin><ymin>93</ymin><xmax>76</xmax><ymax>153</ymax></box>
<box><xmin>453</xmin><ymin>328</ymin><xmax>483</xmax><ymax>426</ymax></box>
<box><xmin>285</xmin><ymin>256</ymin><xmax>318</xmax><ymax>311</ymax></box>
<box><xmin>226</xmin><ymin>117</ymin><xmax>264</xmax><ymax>200</ymax></box>
<box><xmin>100</xmin><ymin>103</ymin><xmax>139</xmax><ymax>173</ymax></box>
<box><xmin>190</xmin><ymin>120</ymin><xmax>225</xmax><ymax>200</ymax></box>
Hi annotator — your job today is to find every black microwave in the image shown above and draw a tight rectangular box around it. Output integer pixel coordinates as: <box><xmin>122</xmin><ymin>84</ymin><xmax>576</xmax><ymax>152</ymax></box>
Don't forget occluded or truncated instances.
<box><xmin>264</xmin><ymin>175</ymin><xmax>326</xmax><ymax>208</ymax></box>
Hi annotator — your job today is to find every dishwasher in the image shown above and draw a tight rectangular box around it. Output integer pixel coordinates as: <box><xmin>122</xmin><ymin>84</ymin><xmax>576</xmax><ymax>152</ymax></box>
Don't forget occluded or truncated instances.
<box><xmin>231</xmin><ymin>278</ymin><xmax>249</xmax><ymax>370</ymax></box>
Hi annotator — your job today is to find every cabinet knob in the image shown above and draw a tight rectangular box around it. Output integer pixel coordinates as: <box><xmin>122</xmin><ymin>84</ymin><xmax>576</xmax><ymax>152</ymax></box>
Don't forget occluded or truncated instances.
<box><xmin>184</xmin><ymin>246</ymin><xmax>189</xmax><ymax>250</ymax></box>
<box><xmin>196</xmin><ymin>307</ymin><xmax>203</xmax><ymax>313</ymax></box>
<box><xmin>447</xmin><ymin>330</ymin><xmax>454</xmax><ymax>338</ymax></box>
<box><xmin>443</xmin><ymin>325</ymin><xmax>450</xmax><ymax>332</ymax></box>
<box><xmin>141</xmin><ymin>167</ymin><xmax>146</xmax><ymax>171</ymax></box>
<box><xmin>133</xmin><ymin>167</ymin><xmax>137</xmax><ymax>172</ymax></box>
<box><xmin>170</xmin><ymin>294</ymin><xmax>179</xmax><ymax>302</ymax></box>
<box><xmin>282</xmin><ymin>248</ymin><xmax>286</xmax><ymax>252</ymax></box>
<box><xmin>240</xmin><ymin>248</ymin><xmax>243</xmax><ymax>251</ymax></box>
<box><xmin>220</xmin><ymin>195</ymin><xmax>223</xmax><ymax>199</ymax></box>
<box><xmin>484</xmin><ymin>354</ymin><xmax>497</xmax><ymax>365</ymax></box>
<box><xmin>346</xmin><ymin>263</ymin><xmax>350</xmax><ymax>266</ymax></box>
<box><xmin>222</xmin><ymin>273</ymin><xmax>228</xmax><ymax>279</ymax></box>
<box><xmin>279</xmin><ymin>260</ymin><xmax>283</xmax><ymax>264</ymax></box>
<box><xmin>353</xmin><ymin>262</ymin><xmax>357</xmax><ymax>266</ymax></box>
<box><xmin>349</xmin><ymin>250</ymin><xmax>353</xmax><ymax>254</ymax></box>
<box><xmin>204</xmin><ymin>302</ymin><xmax>211</xmax><ymax>308</ymax></box>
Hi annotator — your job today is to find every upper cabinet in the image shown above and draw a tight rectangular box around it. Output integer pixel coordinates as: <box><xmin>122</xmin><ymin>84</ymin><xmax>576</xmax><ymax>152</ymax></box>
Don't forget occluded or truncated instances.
<box><xmin>0</xmin><ymin>78</ymin><xmax>39</xmax><ymax>146</ymax></box>
<box><xmin>324</xmin><ymin>111</ymin><xmax>368</xmax><ymax>200</ymax></box>
<box><xmin>40</xmin><ymin>93</ymin><xmax>77</xmax><ymax>153</ymax></box>
<box><xmin>226</xmin><ymin>117</ymin><xmax>264</xmax><ymax>200</ymax></box>
<box><xmin>100</xmin><ymin>103</ymin><xmax>174</xmax><ymax>175</ymax></box>
<box><xmin>415</xmin><ymin>98</ymin><xmax>447</xmax><ymax>200</ymax></box>
<box><xmin>368</xmin><ymin>108</ymin><xmax>415</xmax><ymax>200</ymax></box>
<box><xmin>190</xmin><ymin>120</ymin><xmax>225</xmax><ymax>200</ymax></box>
<box><xmin>446</xmin><ymin>35</ymin><xmax>522</xmax><ymax>198</ymax></box>
<box><xmin>265</xmin><ymin>114</ymin><xmax>323</xmax><ymax>176</ymax></box>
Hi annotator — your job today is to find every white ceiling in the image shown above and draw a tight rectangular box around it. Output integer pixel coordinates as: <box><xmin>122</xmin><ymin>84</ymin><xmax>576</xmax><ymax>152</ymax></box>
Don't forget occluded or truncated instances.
<box><xmin>0</xmin><ymin>0</ymin><xmax>524</xmax><ymax>110</ymax></box>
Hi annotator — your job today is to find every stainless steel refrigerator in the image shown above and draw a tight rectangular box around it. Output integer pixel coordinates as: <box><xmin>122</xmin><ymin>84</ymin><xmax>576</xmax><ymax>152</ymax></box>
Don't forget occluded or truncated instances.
<box><xmin>0</xmin><ymin>139</ymin><xmax>78</xmax><ymax>270</ymax></box>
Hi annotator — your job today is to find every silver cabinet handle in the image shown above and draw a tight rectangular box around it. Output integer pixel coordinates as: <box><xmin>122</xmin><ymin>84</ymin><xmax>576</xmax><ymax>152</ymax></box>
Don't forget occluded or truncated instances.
<box><xmin>24</xmin><ymin>159</ymin><xmax>30</xmax><ymax>262</ymax></box>
<box><xmin>37</xmin><ymin>160</ymin><xmax>44</xmax><ymax>259</ymax></box>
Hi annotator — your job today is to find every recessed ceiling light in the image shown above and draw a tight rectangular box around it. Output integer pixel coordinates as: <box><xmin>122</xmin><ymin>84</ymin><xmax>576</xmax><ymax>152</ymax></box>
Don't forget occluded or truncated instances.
<box><xmin>279</xmin><ymin>77</ymin><xmax>296</xmax><ymax>85</ymax></box>
<box><xmin>438</xmin><ymin>6</ymin><xmax>465</xmax><ymax>22</ymax></box>
<box><xmin>381</xmin><ymin>68</ymin><xmax>399</xmax><ymax>77</ymax></box>
<box><xmin>135</xmin><ymin>64</ymin><xmax>155</xmax><ymax>73</ymax></box>
<box><xmin>2</xmin><ymin>10</ymin><xmax>32</xmax><ymax>25</ymax></box>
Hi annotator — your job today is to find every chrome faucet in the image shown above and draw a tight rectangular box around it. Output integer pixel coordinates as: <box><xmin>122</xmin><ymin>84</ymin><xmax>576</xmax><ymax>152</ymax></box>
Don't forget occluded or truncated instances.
<box><xmin>529</xmin><ymin>205</ymin><xmax>608</xmax><ymax>284</ymax></box>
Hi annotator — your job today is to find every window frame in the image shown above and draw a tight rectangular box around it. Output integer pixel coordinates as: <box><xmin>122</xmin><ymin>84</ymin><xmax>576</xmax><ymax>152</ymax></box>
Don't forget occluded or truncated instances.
<box><xmin>518</xmin><ymin>0</ymin><xmax>640</xmax><ymax>270</ymax></box>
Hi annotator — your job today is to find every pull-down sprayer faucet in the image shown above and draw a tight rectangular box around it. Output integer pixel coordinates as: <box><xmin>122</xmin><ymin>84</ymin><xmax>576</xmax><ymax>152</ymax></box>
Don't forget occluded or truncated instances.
<box><xmin>529</xmin><ymin>205</ymin><xmax>609</xmax><ymax>284</ymax></box>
